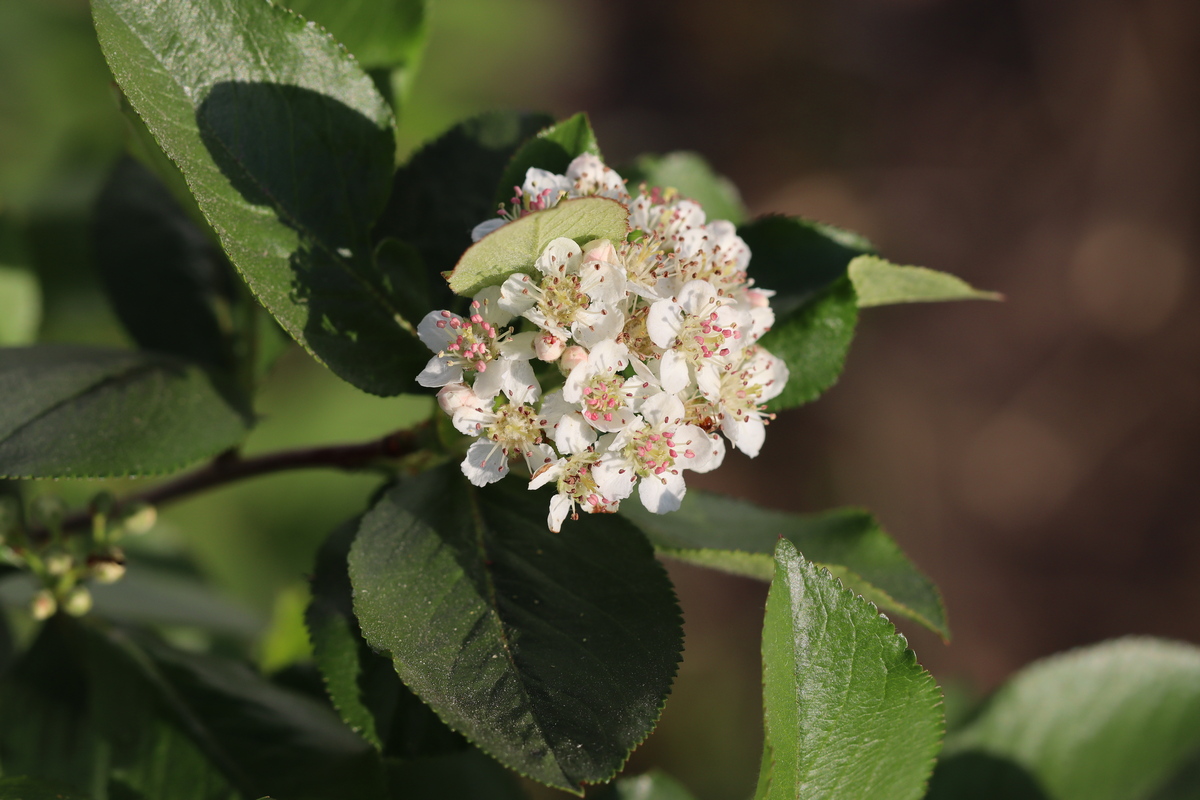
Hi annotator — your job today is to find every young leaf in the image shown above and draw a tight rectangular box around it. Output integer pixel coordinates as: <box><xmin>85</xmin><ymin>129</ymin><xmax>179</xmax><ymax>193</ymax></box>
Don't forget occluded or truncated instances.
<box><xmin>849</xmin><ymin>255</ymin><xmax>1001</xmax><ymax>307</ymax></box>
<box><xmin>0</xmin><ymin>216</ymin><xmax>40</xmax><ymax>346</ymax></box>
<box><xmin>738</xmin><ymin>215</ymin><xmax>874</xmax><ymax>317</ymax></box>
<box><xmin>349</xmin><ymin>464</ymin><xmax>683</xmax><ymax>794</ymax></box>
<box><xmin>623</xmin><ymin>152</ymin><xmax>747</xmax><ymax>225</ymax></box>
<box><xmin>931</xmin><ymin>637</ymin><xmax>1200</xmax><ymax>800</ymax></box>
<box><xmin>92</xmin><ymin>0</ymin><xmax>425</xmax><ymax>396</ymax></box>
<box><xmin>495</xmin><ymin>113</ymin><xmax>602</xmax><ymax>207</ymax></box>
<box><xmin>374</xmin><ymin>111</ymin><xmax>554</xmax><ymax>309</ymax></box>
<box><xmin>756</xmin><ymin>276</ymin><xmax>858</xmax><ymax>411</ymax></box>
<box><xmin>282</xmin><ymin>0</ymin><xmax>427</xmax><ymax>72</ymax></box>
<box><xmin>622</xmin><ymin>491</ymin><xmax>948</xmax><ymax>639</ymax></box>
<box><xmin>759</xmin><ymin>540</ymin><xmax>943</xmax><ymax>800</ymax></box>
<box><xmin>0</xmin><ymin>345</ymin><xmax>252</xmax><ymax>478</ymax></box>
<box><xmin>93</xmin><ymin>157</ymin><xmax>240</xmax><ymax>373</ymax></box>
<box><xmin>446</xmin><ymin>198</ymin><xmax>629</xmax><ymax>297</ymax></box>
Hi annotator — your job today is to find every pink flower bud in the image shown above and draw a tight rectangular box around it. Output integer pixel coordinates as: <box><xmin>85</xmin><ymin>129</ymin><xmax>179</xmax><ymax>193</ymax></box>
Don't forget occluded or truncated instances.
<box><xmin>535</xmin><ymin>333</ymin><xmax>565</xmax><ymax>362</ymax></box>
<box><xmin>746</xmin><ymin>289</ymin><xmax>772</xmax><ymax>308</ymax></box>
<box><xmin>437</xmin><ymin>383</ymin><xmax>481</xmax><ymax>416</ymax></box>
<box><xmin>582</xmin><ymin>239</ymin><xmax>618</xmax><ymax>265</ymax></box>
<box><xmin>559</xmin><ymin>345</ymin><xmax>588</xmax><ymax>375</ymax></box>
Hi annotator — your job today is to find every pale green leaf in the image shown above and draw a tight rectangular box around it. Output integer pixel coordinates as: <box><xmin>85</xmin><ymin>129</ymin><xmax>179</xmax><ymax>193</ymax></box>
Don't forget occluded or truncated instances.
<box><xmin>849</xmin><ymin>255</ymin><xmax>1001</xmax><ymax>308</ymax></box>
<box><xmin>931</xmin><ymin>637</ymin><xmax>1200</xmax><ymax>800</ymax></box>
<box><xmin>446</xmin><ymin>197</ymin><xmax>629</xmax><ymax>297</ymax></box>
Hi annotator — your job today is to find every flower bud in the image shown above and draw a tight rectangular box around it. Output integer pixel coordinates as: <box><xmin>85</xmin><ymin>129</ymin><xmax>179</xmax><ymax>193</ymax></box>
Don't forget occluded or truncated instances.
<box><xmin>63</xmin><ymin>586</ymin><xmax>92</xmax><ymax>617</ymax></box>
<box><xmin>122</xmin><ymin>503</ymin><xmax>157</xmax><ymax>535</ymax></box>
<box><xmin>746</xmin><ymin>288</ymin><xmax>773</xmax><ymax>308</ymax></box>
<box><xmin>89</xmin><ymin>548</ymin><xmax>126</xmax><ymax>584</ymax></box>
<box><xmin>32</xmin><ymin>589</ymin><xmax>57</xmax><ymax>620</ymax></box>
<box><xmin>45</xmin><ymin>553</ymin><xmax>72</xmax><ymax>577</ymax></box>
<box><xmin>558</xmin><ymin>345</ymin><xmax>588</xmax><ymax>375</ymax></box>
<box><xmin>534</xmin><ymin>333</ymin><xmax>565</xmax><ymax>362</ymax></box>
<box><xmin>582</xmin><ymin>239</ymin><xmax>617</xmax><ymax>265</ymax></box>
<box><xmin>437</xmin><ymin>383</ymin><xmax>482</xmax><ymax>416</ymax></box>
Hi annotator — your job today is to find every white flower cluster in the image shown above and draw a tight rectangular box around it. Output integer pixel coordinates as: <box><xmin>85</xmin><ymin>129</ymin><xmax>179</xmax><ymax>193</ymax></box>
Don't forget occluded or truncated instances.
<box><xmin>417</xmin><ymin>154</ymin><xmax>789</xmax><ymax>531</ymax></box>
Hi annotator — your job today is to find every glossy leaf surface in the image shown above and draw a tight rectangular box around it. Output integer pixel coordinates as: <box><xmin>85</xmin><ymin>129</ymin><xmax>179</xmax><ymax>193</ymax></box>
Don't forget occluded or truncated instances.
<box><xmin>283</xmin><ymin>0</ymin><xmax>426</xmax><ymax>71</ymax></box>
<box><xmin>759</xmin><ymin>540</ymin><xmax>943</xmax><ymax>800</ymax></box>
<box><xmin>93</xmin><ymin>0</ymin><xmax>425</xmax><ymax>395</ymax></box>
<box><xmin>349</xmin><ymin>464</ymin><xmax>683</xmax><ymax>793</ymax></box>
<box><xmin>623</xmin><ymin>490</ymin><xmax>947</xmax><ymax>638</ymax></box>
<box><xmin>0</xmin><ymin>345</ymin><xmax>251</xmax><ymax>478</ymax></box>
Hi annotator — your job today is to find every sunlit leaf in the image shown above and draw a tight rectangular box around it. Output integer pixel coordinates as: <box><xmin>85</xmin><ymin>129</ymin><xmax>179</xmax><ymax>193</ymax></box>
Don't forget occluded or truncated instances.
<box><xmin>849</xmin><ymin>255</ymin><xmax>1001</xmax><ymax>307</ymax></box>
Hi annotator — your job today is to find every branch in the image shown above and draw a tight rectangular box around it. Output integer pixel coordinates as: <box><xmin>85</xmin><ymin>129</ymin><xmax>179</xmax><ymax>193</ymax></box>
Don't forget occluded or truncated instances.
<box><xmin>52</xmin><ymin>427</ymin><xmax>425</xmax><ymax>536</ymax></box>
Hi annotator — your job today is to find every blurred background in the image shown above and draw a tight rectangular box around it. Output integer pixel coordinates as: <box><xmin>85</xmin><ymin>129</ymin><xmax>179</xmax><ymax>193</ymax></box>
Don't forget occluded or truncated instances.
<box><xmin>3</xmin><ymin>0</ymin><xmax>1199</xmax><ymax>797</ymax></box>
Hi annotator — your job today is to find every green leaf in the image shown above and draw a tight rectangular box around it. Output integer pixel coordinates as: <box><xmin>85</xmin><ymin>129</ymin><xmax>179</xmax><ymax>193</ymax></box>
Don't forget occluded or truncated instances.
<box><xmin>622</xmin><ymin>491</ymin><xmax>948</xmax><ymax>639</ymax></box>
<box><xmin>759</xmin><ymin>540</ymin><xmax>943</xmax><ymax>800</ymax></box>
<box><xmin>93</xmin><ymin>157</ymin><xmax>240</xmax><ymax>373</ymax></box>
<box><xmin>307</xmin><ymin>517</ymin><xmax>467</xmax><ymax>758</ymax></box>
<box><xmin>446</xmin><ymin>198</ymin><xmax>629</xmax><ymax>297</ymax></box>
<box><xmin>0</xmin><ymin>345</ymin><xmax>252</xmax><ymax>478</ymax></box>
<box><xmin>624</xmin><ymin>152</ymin><xmax>747</xmax><ymax>225</ymax></box>
<box><xmin>282</xmin><ymin>0</ymin><xmax>427</xmax><ymax>71</ymax></box>
<box><xmin>86</xmin><ymin>622</ymin><xmax>387</xmax><ymax>800</ymax></box>
<box><xmin>0</xmin><ymin>216</ymin><xmax>40</xmax><ymax>346</ymax></box>
<box><xmin>849</xmin><ymin>255</ymin><xmax>1001</xmax><ymax>307</ymax></box>
<box><xmin>757</xmin><ymin>276</ymin><xmax>858</xmax><ymax>411</ymax></box>
<box><xmin>738</xmin><ymin>215</ymin><xmax>874</xmax><ymax>317</ymax></box>
<box><xmin>374</xmin><ymin>111</ymin><xmax>554</xmax><ymax>310</ymax></box>
<box><xmin>0</xmin><ymin>776</ymin><xmax>92</xmax><ymax>800</ymax></box>
<box><xmin>933</xmin><ymin>637</ymin><xmax>1200</xmax><ymax>800</ymax></box>
<box><xmin>93</xmin><ymin>0</ymin><xmax>425</xmax><ymax>396</ymax></box>
<box><xmin>494</xmin><ymin>113</ymin><xmax>602</xmax><ymax>207</ymax></box>
<box><xmin>349</xmin><ymin>464</ymin><xmax>683</xmax><ymax>793</ymax></box>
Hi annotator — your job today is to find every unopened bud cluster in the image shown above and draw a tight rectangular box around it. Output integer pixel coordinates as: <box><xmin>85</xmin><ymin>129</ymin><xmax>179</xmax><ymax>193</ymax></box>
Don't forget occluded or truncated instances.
<box><xmin>419</xmin><ymin>155</ymin><xmax>788</xmax><ymax>531</ymax></box>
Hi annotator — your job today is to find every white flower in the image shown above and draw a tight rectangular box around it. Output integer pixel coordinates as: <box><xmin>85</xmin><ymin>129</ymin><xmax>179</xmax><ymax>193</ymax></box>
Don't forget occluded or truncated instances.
<box><xmin>696</xmin><ymin>345</ymin><xmax>789</xmax><ymax>457</ymax></box>
<box><xmin>538</xmin><ymin>390</ymin><xmax>596</xmax><ymax>454</ymax></box>
<box><xmin>499</xmin><ymin>238</ymin><xmax>627</xmax><ymax>349</ymax></box>
<box><xmin>417</xmin><ymin>287</ymin><xmax>540</xmax><ymax>403</ymax></box>
<box><xmin>646</xmin><ymin>279</ymin><xmax>751</xmax><ymax>382</ymax></box>
<box><xmin>566</xmin><ymin>154</ymin><xmax>627</xmax><ymax>199</ymax></box>
<box><xmin>529</xmin><ymin>449</ymin><xmax>619</xmax><ymax>533</ymax></box>
<box><xmin>453</xmin><ymin>401</ymin><xmax>556</xmax><ymax>486</ymax></box>
<box><xmin>561</xmin><ymin>339</ymin><xmax>637</xmax><ymax>433</ymax></box>
<box><xmin>591</xmin><ymin>393</ymin><xmax>725</xmax><ymax>513</ymax></box>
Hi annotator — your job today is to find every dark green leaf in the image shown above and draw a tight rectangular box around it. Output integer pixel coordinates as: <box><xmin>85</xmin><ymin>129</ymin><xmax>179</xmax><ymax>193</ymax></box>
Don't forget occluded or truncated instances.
<box><xmin>374</xmin><ymin>111</ymin><xmax>553</xmax><ymax>311</ymax></box>
<box><xmin>924</xmin><ymin>753</ymin><xmax>1051</xmax><ymax>800</ymax></box>
<box><xmin>94</xmin><ymin>157</ymin><xmax>240</xmax><ymax>373</ymax></box>
<box><xmin>307</xmin><ymin>516</ymin><xmax>468</xmax><ymax>761</ymax></box>
<box><xmin>0</xmin><ymin>776</ymin><xmax>92</xmax><ymax>800</ymax></box>
<box><xmin>495</xmin><ymin>113</ymin><xmax>602</xmax><ymax>207</ymax></box>
<box><xmin>623</xmin><ymin>152</ymin><xmax>746</xmax><ymax>225</ymax></box>
<box><xmin>87</xmin><ymin>622</ymin><xmax>387</xmax><ymax>800</ymax></box>
<box><xmin>622</xmin><ymin>490</ymin><xmax>948</xmax><ymax>639</ymax></box>
<box><xmin>757</xmin><ymin>276</ymin><xmax>858</xmax><ymax>411</ymax></box>
<box><xmin>349</xmin><ymin>464</ymin><xmax>683</xmax><ymax>793</ymax></box>
<box><xmin>738</xmin><ymin>215</ymin><xmax>873</xmax><ymax>317</ymax></box>
<box><xmin>0</xmin><ymin>216</ymin><xmax>40</xmax><ymax>346</ymax></box>
<box><xmin>447</xmin><ymin>198</ymin><xmax>629</xmax><ymax>297</ymax></box>
<box><xmin>93</xmin><ymin>0</ymin><xmax>425</xmax><ymax>396</ymax></box>
<box><xmin>0</xmin><ymin>345</ymin><xmax>252</xmax><ymax>478</ymax></box>
<box><xmin>282</xmin><ymin>0</ymin><xmax>427</xmax><ymax>72</ymax></box>
<box><xmin>759</xmin><ymin>540</ymin><xmax>943</xmax><ymax>800</ymax></box>
<box><xmin>848</xmin><ymin>255</ymin><xmax>1002</xmax><ymax>307</ymax></box>
<box><xmin>0</xmin><ymin>619</ymin><xmax>102</xmax><ymax>793</ymax></box>
<box><xmin>937</xmin><ymin>637</ymin><xmax>1200</xmax><ymax>800</ymax></box>
<box><xmin>0</xmin><ymin>345</ymin><xmax>251</xmax><ymax>477</ymax></box>
<box><xmin>373</xmin><ymin>238</ymin><xmax>432</xmax><ymax>337</ymax></box>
